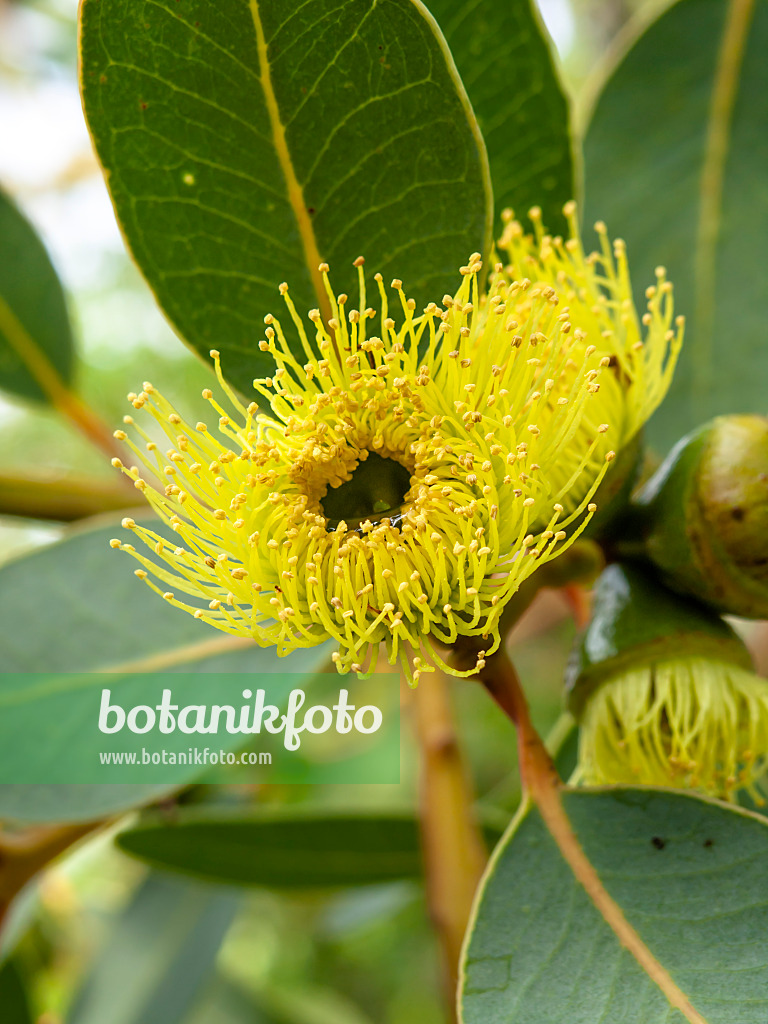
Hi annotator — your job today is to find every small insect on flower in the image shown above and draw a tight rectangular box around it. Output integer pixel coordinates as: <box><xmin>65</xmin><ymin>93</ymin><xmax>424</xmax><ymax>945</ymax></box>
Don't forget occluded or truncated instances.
<box><xmin>110</xmin><ymin>209</ymin><xmax>679</xmax><ymax>683</ymax></box>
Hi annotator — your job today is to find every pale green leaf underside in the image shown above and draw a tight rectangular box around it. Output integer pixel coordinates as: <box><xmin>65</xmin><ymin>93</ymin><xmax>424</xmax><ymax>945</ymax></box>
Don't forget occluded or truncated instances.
<box><xmin>0</xmin><ymin>519</ymin><xmax>328</xmax><ymax>823</ymax></box>
<box><xmin>462</xmin><ymin>788</ymin><xmax>768</xmax><ymax>1023</ymax></box>
<box><xmin>584</xmin><ymin>0</ymin><xmax>768</xmax><ymax>451</ymax></box>
<box><xmin>79</xmin><ymin>0</ymin><xmax>491</xmax><ymax>393</ymax></box>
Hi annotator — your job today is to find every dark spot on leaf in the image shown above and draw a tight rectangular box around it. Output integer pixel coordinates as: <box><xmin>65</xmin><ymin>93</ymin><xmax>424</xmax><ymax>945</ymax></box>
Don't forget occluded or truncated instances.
<box><xmin>307</xmin><ymin>208</ymin><xmax>315</xmax><ymax>215</ymax></box>
<box><xmin>140</xmin><ymin>102</ymin><xmax>148</xmax><ymax>110</ymax></box>
<box><xmin>99</xmin><ymin>74</ymin><xmax>107</xmax><ymax>84</ymax></box>
<box><xmin>651</xmin><ymin>836</ymin><xmax>666</xmax><ymax>850</ymax></box>
<box><xmin>704</xmin><ymin>838</ymin><xmax>714</xmax><ymax>848</ymax></box>
<box><xmin>731</xmin><ymin>507</ymin><xmax>745</xmax><ymax>521</ymax></box>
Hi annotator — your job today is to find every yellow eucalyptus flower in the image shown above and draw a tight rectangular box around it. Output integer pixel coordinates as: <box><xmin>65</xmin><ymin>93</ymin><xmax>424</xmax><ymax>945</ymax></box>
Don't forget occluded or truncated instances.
<box><xmin>577</xmin><ymin>657</ymin><xmax>768</xmax><ymax>802</ymax></box>
<box><xmin>110</xmin><ymin>209</ymin><xmax>679</xmax><ymax>683</ymax></box>
<box><xmin>497</xmin><ymin>203</ymin><xmax>683</xmax><ymax>513</ymax></box>
<box><xmin>567</xmin><ymin>564</ymin><xmax>766</xmax><ymax>802</ymax></box>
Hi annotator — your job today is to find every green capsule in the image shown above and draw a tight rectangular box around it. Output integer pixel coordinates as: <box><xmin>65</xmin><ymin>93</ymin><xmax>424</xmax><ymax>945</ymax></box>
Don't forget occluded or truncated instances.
<box><xmin>631</xmin><ymin>414</ymin><xmax>768</xmax><ymax>618</ymax></box>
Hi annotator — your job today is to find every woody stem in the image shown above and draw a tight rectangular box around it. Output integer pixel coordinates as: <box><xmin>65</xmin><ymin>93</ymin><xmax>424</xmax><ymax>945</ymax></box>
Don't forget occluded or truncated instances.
<box><xmin>475</xmin><ymin>646</ymin><xmax>557</xmax><ymax>794</ymax></box>
<box><xmin>412</xmin><ymin>669</ymin><xmax>487</xmax><ymax>1021</ymax></box>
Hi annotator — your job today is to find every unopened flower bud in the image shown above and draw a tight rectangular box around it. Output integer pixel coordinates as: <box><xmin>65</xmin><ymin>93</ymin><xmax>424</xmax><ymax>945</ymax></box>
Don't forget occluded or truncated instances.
<box><xmin>633</xmin><ymin>415</ymin><xmax>768</xmax><ymax>618</ymax></box>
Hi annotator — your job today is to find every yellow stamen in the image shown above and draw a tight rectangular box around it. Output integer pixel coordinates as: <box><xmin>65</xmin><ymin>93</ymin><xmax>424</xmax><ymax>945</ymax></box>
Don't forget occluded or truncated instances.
<box><xmin>577</xmin><ymin>657</ymin><xmax>768</xmax><ymax>802</ymax></box>
<box><xmin>112</xmin><ymin>207</ymin><xmax>680</xmax><ymax>682</ymax></box>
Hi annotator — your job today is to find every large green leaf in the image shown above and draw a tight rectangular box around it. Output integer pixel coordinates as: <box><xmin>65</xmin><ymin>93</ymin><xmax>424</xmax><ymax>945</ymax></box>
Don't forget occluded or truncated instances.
<box><xmin>0</xmin><ymin>518</ymin><xmax>330</xmax><ymax>823</ymax></box>
<box><xmin>118</xmin><ymin>806</ymin><xmax>504</xmax><ymax>888</ymax></box>
<box><xmin>462</xmin><ymin>787</ymin><xmax>768</xmax><ymax>1022</ymax></box>
<box><xmin>0</xmin><ymin>959</ymin><xmax>32</xmax><ymax>1024</ymax></box>
<box><xmin>583</xmin><ymin>0</ymin><xmax>768</xmax><ymax>450</ymax></box>
<box><xmin>118</xmin><ymin>809</ymin><xmax>425</xmax><ymax>887</ymax></box>
<box><xmin>0</xmin><ymin>184</ymin><xmax>75</xmax><ymax>405</ymax></box>
<box><xmin>79</xmin><ymin>0</ymin><xmax>492</xmax><ymax>393</ymax></box>
<box><xmin>428</xmin><ymin>0</ymin><xmax>574</xmax><ymax>234</ymax></box>
<box><xmin>68</xmin><ymin>873</ymin><xmax>238</xmax><ymax>1024</ymax></box>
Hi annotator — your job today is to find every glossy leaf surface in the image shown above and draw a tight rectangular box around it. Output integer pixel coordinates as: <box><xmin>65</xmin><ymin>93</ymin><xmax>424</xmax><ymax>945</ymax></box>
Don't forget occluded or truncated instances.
<box><xmin>80</xmin><ymin>0</ymin><xmax>492</xmax><ymax>392</ymax></box>
<box><xmin>428</xmin><ymin>0</ymin><xmax>574</xmax><ymax>234</ymax></box>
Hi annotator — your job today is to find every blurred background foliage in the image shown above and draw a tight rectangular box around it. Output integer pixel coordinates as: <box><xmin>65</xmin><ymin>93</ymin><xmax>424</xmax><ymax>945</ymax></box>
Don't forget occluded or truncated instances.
<box><xmin>0</xmin><ymin>0</ymin><xmax>714</xmax><ymax>1020</ymax></box>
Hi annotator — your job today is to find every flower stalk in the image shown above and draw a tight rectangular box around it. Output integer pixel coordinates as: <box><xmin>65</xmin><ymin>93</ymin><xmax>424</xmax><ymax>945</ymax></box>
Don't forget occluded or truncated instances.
<box><xmin>412</xmin><ymin>669</ymin><xmax>486</xmax><ymax>1017</ymax></box>
<box><xmin>475</xmin><ymin>647</ymin><xmax>556</xmax><ymax>792</ymax></box>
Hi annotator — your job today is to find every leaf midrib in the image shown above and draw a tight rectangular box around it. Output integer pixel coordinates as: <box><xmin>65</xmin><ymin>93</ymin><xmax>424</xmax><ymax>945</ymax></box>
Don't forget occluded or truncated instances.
<box><xmin>248</xmin><ymin>0</ymin><xmax>330</xmax><ymax>321</ymax></box>
<box><xmin>462</xmin><ymin>691</ymin><xmax>714</xmax><ymax>1024</ymax></box>
<box><xmin>692</xmin><ymin>0</ymin><xmax>755</xmax><ymax>412</ymax></box>
<box><xmin>0</xmin><ymin>293</ymin><xmax>70</xmax><ymax>407</ymax></box>
<box><xmin>478</xmin><ymin>790</ymin><xmax>710</xmax><ymax>1024</ymax></box>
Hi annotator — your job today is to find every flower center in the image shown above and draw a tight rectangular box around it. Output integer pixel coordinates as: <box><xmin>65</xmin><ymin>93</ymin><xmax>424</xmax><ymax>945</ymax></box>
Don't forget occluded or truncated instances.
<box><xmin>321</xmin><ymin>452</ymin><xmax>412</xmax><ymax>529</ymax></box>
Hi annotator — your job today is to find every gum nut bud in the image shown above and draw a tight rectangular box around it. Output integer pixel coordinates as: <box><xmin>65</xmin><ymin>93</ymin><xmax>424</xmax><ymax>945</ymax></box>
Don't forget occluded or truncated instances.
<box><xmin>633</xmin><ymin>414</ymin><xmax>768</xmax><ymax>618</ymax></box>
<box><xmin>564</xmin><ymin>562</ymin><xmax>752</xmax><ymax>718</ymax></box>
